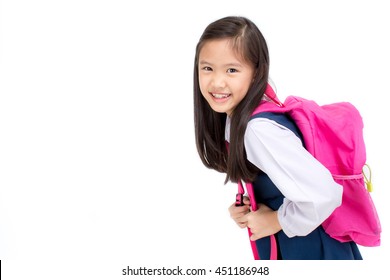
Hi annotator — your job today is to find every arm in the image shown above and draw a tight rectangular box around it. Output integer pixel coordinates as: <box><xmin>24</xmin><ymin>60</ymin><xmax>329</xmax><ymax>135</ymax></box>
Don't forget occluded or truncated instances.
<box><xmin>244</xmin><ymin>118</ymin><xmax>342</xmax><ymax>238</ymax></box>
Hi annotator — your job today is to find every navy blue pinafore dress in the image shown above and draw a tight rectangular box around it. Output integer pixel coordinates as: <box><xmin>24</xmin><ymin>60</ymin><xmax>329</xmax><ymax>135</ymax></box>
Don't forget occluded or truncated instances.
<box><xmin>251</xmin><ymin>112</ymin><xmax>362</xmax><ymax>260</ymax></box>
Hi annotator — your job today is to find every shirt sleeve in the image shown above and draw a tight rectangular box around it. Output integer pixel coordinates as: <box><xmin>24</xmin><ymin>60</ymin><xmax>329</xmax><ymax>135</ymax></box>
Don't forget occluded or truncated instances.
<box><xmin>244</xmin><ymin>117</ymin><xmax>343</xmax><ymax>237</ymax></box>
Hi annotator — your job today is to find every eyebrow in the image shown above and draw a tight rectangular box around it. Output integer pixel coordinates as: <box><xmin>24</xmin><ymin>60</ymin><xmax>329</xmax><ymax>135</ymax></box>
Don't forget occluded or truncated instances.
<box><xmin>199</xmin><ymin>60</ymin><xmax>243</xmax><ymax>68</ymax></box>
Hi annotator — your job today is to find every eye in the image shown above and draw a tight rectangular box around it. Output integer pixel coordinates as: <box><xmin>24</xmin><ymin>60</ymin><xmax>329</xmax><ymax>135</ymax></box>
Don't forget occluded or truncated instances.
<box><xmin>201</xmin><ymin>66</ymin><xmax>212</xmax><ymax>71</ymax></box>
<box><xmin>227</xmin><ymin>68</ymin><xmax>238</xmax><ymax>73</ymax></box>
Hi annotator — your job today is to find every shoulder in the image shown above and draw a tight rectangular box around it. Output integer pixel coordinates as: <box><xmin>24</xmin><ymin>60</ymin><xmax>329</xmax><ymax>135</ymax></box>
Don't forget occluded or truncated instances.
<box><xmin>247</xmin><ymin>113</ymin><xmax>303</xmax><ymax>143</ymax></box>
<box><xmin>246</xmin><ymin>115</ymin><xmax>295</xmax><ymax>138</ymax></box>
<box><xmin>245</xmin><ymin>116</ymin><xmax>304</xmax><ymax>149</ymax></box>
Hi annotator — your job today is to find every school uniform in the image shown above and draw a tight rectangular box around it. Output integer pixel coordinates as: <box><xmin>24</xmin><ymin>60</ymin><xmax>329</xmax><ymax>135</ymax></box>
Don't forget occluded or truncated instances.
<box><xmin>225</xmin><ymin>112</ymin><xmax>362</xmax><ymax>260</ymax></box>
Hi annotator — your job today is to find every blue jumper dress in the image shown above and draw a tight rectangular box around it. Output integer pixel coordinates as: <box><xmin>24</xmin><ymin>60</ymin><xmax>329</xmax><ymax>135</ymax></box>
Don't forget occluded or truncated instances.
<box><xmin>251</xmin><ymin>112</ymin><xmax>362</xmax><ymax>260</ymax></box>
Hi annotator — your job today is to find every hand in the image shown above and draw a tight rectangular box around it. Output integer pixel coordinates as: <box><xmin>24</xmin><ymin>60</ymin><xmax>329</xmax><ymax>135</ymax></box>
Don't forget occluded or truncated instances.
<box><xmin>245</xmin><ymin>204</ymin><xmax>282</xmax><ymax>241</ymax></box>
<box><xmin>228</xmin><ymin>196</ymin><xmax>251</xmax><ymax>228</ymax></box>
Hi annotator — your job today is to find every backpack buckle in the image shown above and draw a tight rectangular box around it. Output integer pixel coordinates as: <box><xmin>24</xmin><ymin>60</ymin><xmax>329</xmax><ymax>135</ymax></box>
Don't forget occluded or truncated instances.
<box><xmin>235</xmin><ymin>193</ymin><xmax>244</xmax><ymax>206</ymax></box>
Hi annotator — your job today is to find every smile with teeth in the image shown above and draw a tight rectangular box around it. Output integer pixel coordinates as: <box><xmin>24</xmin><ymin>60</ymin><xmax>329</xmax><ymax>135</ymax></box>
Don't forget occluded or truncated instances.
<box><xmin>210</xmin><ymin>92</ymin><xmax>231</xmax><ymax>99</ymax></box>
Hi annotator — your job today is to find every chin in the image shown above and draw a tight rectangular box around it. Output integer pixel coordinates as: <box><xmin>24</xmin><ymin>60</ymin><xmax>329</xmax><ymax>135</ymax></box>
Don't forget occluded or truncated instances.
<box><xmin>210</xmin><ymin>107</ymin><xmax>228</xmax><ymax>114</ymax></box>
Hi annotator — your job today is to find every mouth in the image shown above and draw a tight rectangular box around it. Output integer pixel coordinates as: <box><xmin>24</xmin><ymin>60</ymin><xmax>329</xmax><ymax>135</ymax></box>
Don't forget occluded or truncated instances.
<box><xmin>210</xmin><ymin>92</ymin><xmax>231</xmax><ymax>100</ymax></box>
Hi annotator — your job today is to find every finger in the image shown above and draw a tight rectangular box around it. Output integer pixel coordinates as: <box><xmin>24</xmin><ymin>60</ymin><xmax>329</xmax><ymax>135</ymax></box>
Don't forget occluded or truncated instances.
<box><xmin>228</xmin><ymin>203</ymin><xmax>249</xmax><ymax>213</ymax></box>
<box><xmin>231</xmin><ymin>210</ymin><xmax>250</xmax><ymax>222</ymax></box>
<box><xmin>229</xmin><ymin>205</ymin><xmax>250</xmax><ymax>216</ymax></box>
<box><xmin>244</xmin><ymin>213</ymin><xmax>259</xmax><ymax>230</ymax></box>
<box><xmin>237</xmin><ymin>222</ymin><xmax>248</xmax><ymax>228</ymax></box>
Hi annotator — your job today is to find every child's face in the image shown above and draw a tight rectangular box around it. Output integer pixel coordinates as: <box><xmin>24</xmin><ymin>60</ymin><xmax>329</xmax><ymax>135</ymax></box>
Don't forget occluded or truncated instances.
<box><xmin>198</xmin><ymin>38</ymin><xmax>255</xmax><ymax>116</ymax></box>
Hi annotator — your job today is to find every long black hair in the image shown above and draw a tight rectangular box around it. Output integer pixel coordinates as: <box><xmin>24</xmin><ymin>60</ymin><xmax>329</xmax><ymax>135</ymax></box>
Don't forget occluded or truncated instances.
<box><xmin>193</xmin><ymin>16</ymin><xmax>270</xmax><ymax>183</ymax></box>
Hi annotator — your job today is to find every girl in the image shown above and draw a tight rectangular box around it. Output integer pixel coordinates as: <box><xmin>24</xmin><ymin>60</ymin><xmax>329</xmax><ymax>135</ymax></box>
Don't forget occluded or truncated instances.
<box><xmin>193</xmin><ymin>16</ymin><xmax>362</xmax><ymax>260</ymax></box>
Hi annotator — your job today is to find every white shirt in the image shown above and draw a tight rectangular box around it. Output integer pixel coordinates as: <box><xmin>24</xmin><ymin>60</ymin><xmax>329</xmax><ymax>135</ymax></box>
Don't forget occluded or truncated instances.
<box><xmin>225</xmin><ymin>116</ymin><xmax>342</xmax><ymax>237</ymax></box>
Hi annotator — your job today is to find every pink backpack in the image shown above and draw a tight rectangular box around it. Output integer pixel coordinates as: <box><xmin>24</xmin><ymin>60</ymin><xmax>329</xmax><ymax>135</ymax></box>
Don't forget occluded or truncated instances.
<box><xmin>239</xmin><ymin>84</ymin><xmax>382</xmax><ymax>260</ymax></box>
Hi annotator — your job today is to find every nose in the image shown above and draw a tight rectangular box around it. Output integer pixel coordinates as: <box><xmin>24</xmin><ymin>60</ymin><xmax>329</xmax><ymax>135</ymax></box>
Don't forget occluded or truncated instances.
<box><xmin>211</xmin><ymin>71</ymin><xmax>226</xmax><ymax>89</ymax></box>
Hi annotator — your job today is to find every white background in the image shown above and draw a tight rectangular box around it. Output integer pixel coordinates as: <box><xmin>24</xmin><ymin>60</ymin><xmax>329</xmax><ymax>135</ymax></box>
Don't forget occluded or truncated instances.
<box><xmin>1</xmin><ymin>0</ymin><xmax>389</xmax><ymax>279</ymax></box>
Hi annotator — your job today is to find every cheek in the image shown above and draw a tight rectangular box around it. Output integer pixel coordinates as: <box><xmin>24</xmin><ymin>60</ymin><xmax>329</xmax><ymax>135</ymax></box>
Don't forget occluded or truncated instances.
<box><xmin>243</xmin><ymin>76</ymin><xmax>254</xmax><ymax>92</ymax></box>
<box><xmin>198</xmin><ymin>75</ymin><xmax>209</xmax><ymax>94</ymax></box>
<box><xmin>234</xmin><ymin>79</ymin><xmax>251</xmax><ymax>95</ymax></box>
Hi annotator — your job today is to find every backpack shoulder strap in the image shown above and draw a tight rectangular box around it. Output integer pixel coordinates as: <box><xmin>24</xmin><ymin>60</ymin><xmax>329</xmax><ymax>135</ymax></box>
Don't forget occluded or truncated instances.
<box><xmin>250</xmin><ymin>112</ymin><xmax>304</xmax><ymax>141</ymax></box>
